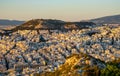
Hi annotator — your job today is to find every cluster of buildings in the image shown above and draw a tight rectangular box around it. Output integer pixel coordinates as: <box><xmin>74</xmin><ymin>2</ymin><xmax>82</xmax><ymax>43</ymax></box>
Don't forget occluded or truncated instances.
<box><xmin>0</xmin><ymin>25</ymin><xmax>120</xmax><ymax>75</ymax></box>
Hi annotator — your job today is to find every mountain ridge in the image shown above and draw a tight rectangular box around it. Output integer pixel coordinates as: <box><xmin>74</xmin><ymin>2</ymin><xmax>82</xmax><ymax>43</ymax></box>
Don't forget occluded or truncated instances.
<box><xmin>0</xmin><ymin>19</ymin><xmax>24</xmax><ymax>26</ymax></box>
<box><xmin>1</xmin><ymin>14</ymin><xmax>120</xmax><ymax>27</ymax></box>
<box><xmin>90</xmin><ymin>14</ymin><xmax>120</xmax><ymax>24</ymax></box>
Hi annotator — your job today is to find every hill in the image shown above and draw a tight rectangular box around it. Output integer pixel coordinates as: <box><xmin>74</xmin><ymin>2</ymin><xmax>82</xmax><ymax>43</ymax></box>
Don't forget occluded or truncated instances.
<box><xmin>11</xmin><ymin>19</ymin><xmax>95</xmax><ymax>31</ymax></box>
<box><xmin>0</xmin><ymin>19</ymin><xmax>24</xmax><ymax>26</ymax></box>
<box><xmin>90</xmin><ymin>14</ymin><xmax>120</xmax><ymax>25</ymax></box>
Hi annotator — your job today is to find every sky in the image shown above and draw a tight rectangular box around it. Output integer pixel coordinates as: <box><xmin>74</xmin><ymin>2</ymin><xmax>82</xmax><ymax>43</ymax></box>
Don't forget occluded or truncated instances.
<box><xmin>0</xmin><ymin>0</ymin><xmax>120</xmax><ymax>21</ymax></box>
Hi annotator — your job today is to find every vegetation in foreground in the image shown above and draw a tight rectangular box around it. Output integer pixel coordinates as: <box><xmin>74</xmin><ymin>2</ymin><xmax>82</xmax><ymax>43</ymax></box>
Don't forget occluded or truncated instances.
<box><xmin>35</xmin><ymin>54</ymin><xmax>120</xmax><ymax>76</ymax></box>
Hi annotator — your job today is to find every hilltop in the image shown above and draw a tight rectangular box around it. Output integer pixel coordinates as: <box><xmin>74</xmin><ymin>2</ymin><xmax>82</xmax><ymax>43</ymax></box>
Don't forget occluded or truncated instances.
<box><xmin>11</xmin><ymin>19</ymin><xmax>95</xmax><ymax>32</ymax></box>
<box><xmin>90</xmin><ymin>14</ymin><xmax>120</xmax><ymax>25</ymax></box>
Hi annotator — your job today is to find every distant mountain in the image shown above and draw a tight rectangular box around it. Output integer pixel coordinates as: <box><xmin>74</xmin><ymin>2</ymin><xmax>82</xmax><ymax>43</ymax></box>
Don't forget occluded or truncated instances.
<box><xmin>11</xmin><ymin>19</ymin><xmax>95</xmax><ymax>31</ymax></box>
<box><xmin>90</xmin><ymin>14</ymin><xmax>120</xmax><ymax>25</ymax></box>
<box><xmin>0</xmin><ymin>19</ymin><xmax>25</xmax><ymax>26</ymax></box>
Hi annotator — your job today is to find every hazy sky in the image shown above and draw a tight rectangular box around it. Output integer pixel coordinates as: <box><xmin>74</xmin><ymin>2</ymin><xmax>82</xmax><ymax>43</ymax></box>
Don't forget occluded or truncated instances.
<box><xmin>0</xmin><ymin>0</ymin><xmax>120</xmax><ymax>21</ymax></box>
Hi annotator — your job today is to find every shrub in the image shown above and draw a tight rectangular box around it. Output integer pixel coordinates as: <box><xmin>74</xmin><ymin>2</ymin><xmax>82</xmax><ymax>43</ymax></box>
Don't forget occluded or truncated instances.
<box><xmin>100</xmin><ymin>64</ymin><xmax>120</xmax><ymax>76</ymax></box>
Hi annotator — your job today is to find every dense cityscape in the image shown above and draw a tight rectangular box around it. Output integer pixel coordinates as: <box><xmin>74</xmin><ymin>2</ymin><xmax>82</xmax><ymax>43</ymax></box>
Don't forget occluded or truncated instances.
<box><xmin>0</xmin><ymin>19</ymin><xmax>120</xmax><ymax>75</ymax></box>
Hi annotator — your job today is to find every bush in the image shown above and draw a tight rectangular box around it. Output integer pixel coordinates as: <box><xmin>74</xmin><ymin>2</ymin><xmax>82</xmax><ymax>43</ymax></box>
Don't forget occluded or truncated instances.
<box><xmin>100</xmin><ymin>64</ymin><xmax>120</xmax><ymax>76</ymax></box>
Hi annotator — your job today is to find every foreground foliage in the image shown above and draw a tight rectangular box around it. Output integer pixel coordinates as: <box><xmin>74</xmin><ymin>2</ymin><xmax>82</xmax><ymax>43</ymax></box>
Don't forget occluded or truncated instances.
<box><xmin>35</xmin><ymin>54</ymin><xmax>120</xmax><ymax>76</ymax></box>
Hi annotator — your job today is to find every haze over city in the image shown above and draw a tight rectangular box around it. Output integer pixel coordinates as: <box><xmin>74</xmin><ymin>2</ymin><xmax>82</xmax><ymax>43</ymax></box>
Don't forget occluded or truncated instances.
<box><xmin>0</xmin><ymin>0</ymin><xmax>120</xmax><ymax>21</ymax></box>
